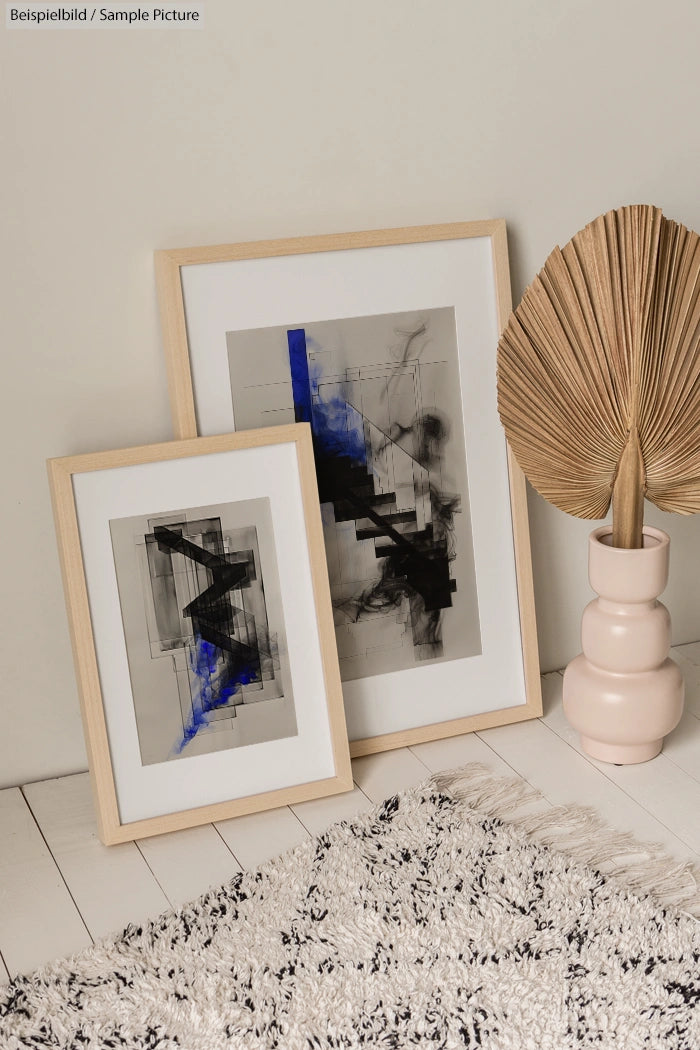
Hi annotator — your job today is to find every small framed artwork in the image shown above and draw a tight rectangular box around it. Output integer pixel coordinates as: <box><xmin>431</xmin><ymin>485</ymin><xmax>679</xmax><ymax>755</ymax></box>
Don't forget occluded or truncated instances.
<box><xmin>48</xmin><ymin>425</ymin><xmax>352</xmax><ymax>844</ymax></box>
<box><xmin>156</xmin><ymin>221</ymin><xmax>542</xmax><ymax>756</ymax></box>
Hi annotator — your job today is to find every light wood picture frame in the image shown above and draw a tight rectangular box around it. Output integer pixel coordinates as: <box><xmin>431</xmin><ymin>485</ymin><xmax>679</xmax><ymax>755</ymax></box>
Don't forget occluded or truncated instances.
<box><xmin>155</xmin><ymin>221</ymin><xmax>542</xmax><ymax>756</ymax></box>
<box><xmin>48</xmin><ymin>425</ymin><xmax>352</xmax><ymax>844</ymax></box>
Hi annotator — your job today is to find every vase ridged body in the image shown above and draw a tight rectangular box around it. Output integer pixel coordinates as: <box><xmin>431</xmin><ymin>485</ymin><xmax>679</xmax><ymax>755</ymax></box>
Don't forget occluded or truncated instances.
<box><xmin>563</xmin><ymin>526</ymin><xmax>684</xmax><ymax>764</ymax></box>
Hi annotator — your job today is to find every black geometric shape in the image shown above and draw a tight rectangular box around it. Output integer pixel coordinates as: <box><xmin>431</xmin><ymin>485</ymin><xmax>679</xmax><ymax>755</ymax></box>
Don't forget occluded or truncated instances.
<box><xmin>152</xmin><ymin>525</ymin><xmax>262</xmax><ymax>666</ymax></box>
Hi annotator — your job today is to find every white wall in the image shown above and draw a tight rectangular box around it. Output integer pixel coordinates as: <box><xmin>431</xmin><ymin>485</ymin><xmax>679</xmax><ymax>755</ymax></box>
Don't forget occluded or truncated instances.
<box><xmin>2</xmin><ymin>0</ymin><xmax>700</xmax><ymax>788</ymax></box>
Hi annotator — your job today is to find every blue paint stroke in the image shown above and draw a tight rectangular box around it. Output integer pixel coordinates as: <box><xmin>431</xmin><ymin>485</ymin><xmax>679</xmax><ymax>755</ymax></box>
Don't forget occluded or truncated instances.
<box><xmin>287</xmin><ymin>329</ymin><xmax>366</xmax><ymax>466</ymax></box>
<box><xmin>174</xmin><ymin>635</ymin><xmax>258</xmax><ymax>753</ymax></box>
<box><xmin>288</xmin><ymin>328</ymin><xmax>313</xmax><ymax>424</ymax></box>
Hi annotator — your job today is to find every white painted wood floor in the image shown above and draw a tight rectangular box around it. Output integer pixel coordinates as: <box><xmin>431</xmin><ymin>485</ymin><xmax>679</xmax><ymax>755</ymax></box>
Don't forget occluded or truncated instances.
<box><xmin>2</xmin><ymin>645</ymin><xmax>699</xmax><ymax>986</ymax></box>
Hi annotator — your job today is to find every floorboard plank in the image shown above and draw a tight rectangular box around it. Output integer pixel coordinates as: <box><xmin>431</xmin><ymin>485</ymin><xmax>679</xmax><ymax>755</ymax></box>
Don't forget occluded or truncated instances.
<box><xmin>23</xmin><ymin>775</ymin><xmax>170</xmax><ymax>941</ymax></box>
<box><xmin>351</xmin><ymin>748</ymin><xmax>431</xmax><ymax>804</ymax></box>
<box><xmin>0</xmin><ymin>787</ymin><xmax>91</xmax><ymax>978</ymax></box>
<box><xmin>657</xmin><ymin>708</ymin><xmax>700</xmax><ymax>783</ymax></box>
<box><xmin>410</xmin><ymin>730</ymin><xmax>520</xmax><ymax>778</ymax></box>
<box><xmin>215</xmin><ymin>806</ymin><xmax>310</xmax><ymax>870</ymax></box>
<box><xmin>136</xmin><ymin>824</ymin><xmax>242</xmax><ymax>910</ymax></box>
<box><xmin>291</xmin><ymin>785</ymin><xmax>373</xmax><ymax>838</ymax></box>
<box><xmin>672</xmin><ymin>646</ymin><xmax>700</xmax><ymax>717</ymax></box>
<box><xmin>478</xmin><ymin>713</ymin><xmax>699</xmax><ymax>865</ymax></box>
<box><xmin>675</xmin><ymin>641</ymin><xmax>700</xmax><ymax>666</ymax></box>
<box><xmin>600</xmin><ymin>753</ymin><xmax>700</xmax><ymax>857</ymax></box>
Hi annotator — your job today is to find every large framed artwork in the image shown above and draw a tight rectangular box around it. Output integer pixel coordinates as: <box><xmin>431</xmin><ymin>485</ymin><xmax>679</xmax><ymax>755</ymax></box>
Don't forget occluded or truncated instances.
<box><xmin>156</xmin><ymin>221</ymin><xmax>542</xmax><ymax>756</ymax></box>
<box><xmin>48</xmin><ymin>426</ymin><xmax>352</xmax><ymax>844</ymax></box>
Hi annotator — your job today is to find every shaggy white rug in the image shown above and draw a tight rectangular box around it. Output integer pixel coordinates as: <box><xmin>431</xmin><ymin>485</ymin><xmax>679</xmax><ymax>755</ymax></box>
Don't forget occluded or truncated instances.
<box><xmin>1</xmin><ymin>765</ymin><xmax>699</xmax><ymax>1049</ymax></box>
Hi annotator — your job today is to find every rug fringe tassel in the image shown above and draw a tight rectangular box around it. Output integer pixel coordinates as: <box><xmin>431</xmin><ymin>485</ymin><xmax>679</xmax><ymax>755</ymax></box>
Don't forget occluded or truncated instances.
<box><xmin>432</xmin><ymin>764</ymin><xmax>700</xmax><ymax>920</ymax></box>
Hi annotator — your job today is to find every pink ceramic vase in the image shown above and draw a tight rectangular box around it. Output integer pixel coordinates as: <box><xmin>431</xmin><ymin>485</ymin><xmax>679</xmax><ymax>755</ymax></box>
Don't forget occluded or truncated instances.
<box><xmin>563</xmin><ymin>525</ymin><xmax>684</xmax><ymax>764</ymax></box>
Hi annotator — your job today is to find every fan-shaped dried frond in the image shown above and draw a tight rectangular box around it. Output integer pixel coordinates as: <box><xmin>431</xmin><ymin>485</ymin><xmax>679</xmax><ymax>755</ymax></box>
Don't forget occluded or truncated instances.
<box><xmin>497</xmin><ymin>205</ymin><xmax>700</xmax><ymax>547</ymax></box>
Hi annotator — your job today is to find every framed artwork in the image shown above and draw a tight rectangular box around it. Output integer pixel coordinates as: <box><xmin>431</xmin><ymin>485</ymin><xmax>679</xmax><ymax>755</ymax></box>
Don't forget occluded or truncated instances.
<box><xmin>48</xmin><ymin>425</ymin><xmax>352</xmax><ymax>844</ymax></box>
<box><xmin>156</xmin><ymin>221</ymin><xmax>542</xmax><ymax>756</ymax></box>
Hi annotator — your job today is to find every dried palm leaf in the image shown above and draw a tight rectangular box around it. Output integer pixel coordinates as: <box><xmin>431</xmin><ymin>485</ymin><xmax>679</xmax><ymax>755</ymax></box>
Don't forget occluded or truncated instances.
<box><xmin>497</xmin><ymin>205</ymin><xmax>700</xmax><ymax>548</ymax></box>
